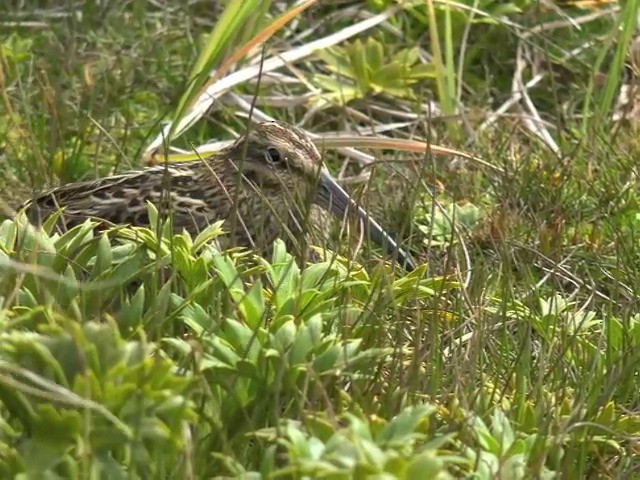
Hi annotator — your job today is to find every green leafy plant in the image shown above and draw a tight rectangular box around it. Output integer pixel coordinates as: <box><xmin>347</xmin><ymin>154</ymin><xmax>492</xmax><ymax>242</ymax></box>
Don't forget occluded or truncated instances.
<box><xmin>315</xmin><ymin>37</ymin><xmax>435</xmax><ymax>103</ymax></box>
<box><xmin>0</xmin><ymin>321</ymin><xmax>194</xmax><ymax>478</ymax></box>
<box><xmin>252</xmin><ymin>405</ymin><xmax>463</xmax><ymax>478</ymax></box>
<box><xmin>416</xmin><ymin>200</ymin><xmax>482</xmax><ymax>247</ymax></box>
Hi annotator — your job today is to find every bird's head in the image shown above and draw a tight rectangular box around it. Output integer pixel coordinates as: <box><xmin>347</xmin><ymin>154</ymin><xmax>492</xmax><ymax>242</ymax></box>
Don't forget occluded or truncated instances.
<box><xmin>226</xmin><ymin>121</ymin><xmax>323</xmax><ymax>189</ymax></box>
<box><xmin>226</xmin><ymin>121</ymin><xmax>415</xmax><ymax>271</ymax></box>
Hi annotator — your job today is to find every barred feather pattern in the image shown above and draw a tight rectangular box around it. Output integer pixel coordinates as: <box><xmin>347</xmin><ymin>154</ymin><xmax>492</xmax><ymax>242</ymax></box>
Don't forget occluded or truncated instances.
<box><xmin>24</xmin><ymin>121</ymin><xmax>326</xmax><ymax>257</ymax></box>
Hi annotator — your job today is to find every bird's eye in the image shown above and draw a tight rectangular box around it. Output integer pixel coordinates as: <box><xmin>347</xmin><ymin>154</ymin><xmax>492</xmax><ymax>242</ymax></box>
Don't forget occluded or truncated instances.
<box><xmin>265</xmin><ymin>147</ymin><xmax>283</xmax><ymax>165</ymax></box>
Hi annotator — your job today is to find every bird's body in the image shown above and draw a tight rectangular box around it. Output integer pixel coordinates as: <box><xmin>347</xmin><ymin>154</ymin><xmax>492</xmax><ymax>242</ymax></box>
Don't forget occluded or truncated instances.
<box><xmin>23</xmin><ymin>121</ymin><xmax>414</xmax><ymax>270</ymax></box>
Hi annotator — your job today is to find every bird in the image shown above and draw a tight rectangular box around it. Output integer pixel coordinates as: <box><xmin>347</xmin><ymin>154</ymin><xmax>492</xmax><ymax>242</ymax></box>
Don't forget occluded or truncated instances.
<box><xmin>22</xmin><ymin>120</ymin><xmax>415</xmax><ymax>271</ymax></box>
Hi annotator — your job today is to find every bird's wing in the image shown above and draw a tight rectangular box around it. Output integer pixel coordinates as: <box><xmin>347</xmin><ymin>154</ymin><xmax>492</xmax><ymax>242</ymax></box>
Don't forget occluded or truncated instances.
<box><xmin>23</xmin><ymin>165</ymin><xmax>213</xmax><ymax>231</ymax></box>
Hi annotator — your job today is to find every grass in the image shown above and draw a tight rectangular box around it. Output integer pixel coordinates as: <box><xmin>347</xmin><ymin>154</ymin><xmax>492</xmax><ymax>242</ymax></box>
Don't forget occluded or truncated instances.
<box><xmin>1</xmin><ymin>0</ymin><xmax>639</xmax><ymax>478</ymax></box>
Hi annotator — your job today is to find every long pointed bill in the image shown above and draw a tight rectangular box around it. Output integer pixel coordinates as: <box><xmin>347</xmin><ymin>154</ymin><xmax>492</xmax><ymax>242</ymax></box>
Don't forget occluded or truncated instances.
<box><xmin>314</xmin><ymin>170</ymin><xmax>416</xmax><ymax>272</ymax></box>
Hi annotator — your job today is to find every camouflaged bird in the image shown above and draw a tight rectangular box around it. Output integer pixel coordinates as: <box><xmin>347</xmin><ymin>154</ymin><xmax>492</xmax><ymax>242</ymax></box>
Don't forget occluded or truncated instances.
<box><xmin>23</xmin><ymin>121</ymin><xmax>415</xmax><ymax>271</ymax></box>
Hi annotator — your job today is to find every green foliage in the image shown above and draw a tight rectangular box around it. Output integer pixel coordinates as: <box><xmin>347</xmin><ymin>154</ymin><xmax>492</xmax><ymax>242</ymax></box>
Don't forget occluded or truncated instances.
<box><xmin>462</xmin><ymin>409</ymin><xmax>557</xmax><ymax>480</ymax></box>
<box><xmin>582</xmin><ymin>0</ymin><xmax>640</xmax><ymax>133</ymax></box>
<box><xmin>0</xmin><ymin>34</ymin><xmax>32</xmax><ymax>77</ymax></box>
<box><xmin>315</xmin><ymin>37</ymin><xmax>435</xmax><ymax>102</ymax></box>
<box><xmin>0</xmin><ymin>320</ymin><xmax>194</xmax><ymax>478</ymax></box>
<box><xmin>256</xmin><ymin>406</ymin><xmax>461</xmax><ymax>478</ymax></box>
<box><xmin>169</xmin><ymin>0</ymin><xmax>270</xmax><ymax>142</ymax></box>
<box><xmin>1</xmin><ymin>209</ymin><xmax>637</xmax><ymax>476</ymax></box>
<box><xmin>0</xmin><ymin>215</ymin><xmax>455</xmax><ymax>475</ymax></box>
<box><xmin>416</xmin><ymin>199</ymin><xmax>483</xmax><ymax>247</ymax></box>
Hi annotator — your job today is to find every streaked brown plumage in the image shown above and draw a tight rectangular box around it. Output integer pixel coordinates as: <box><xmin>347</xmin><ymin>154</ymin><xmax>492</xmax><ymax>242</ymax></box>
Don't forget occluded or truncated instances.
<box><xmin>23</xmin><ymin>121</ymin><xmax>415</xmax><ymax>270</ymax></box>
